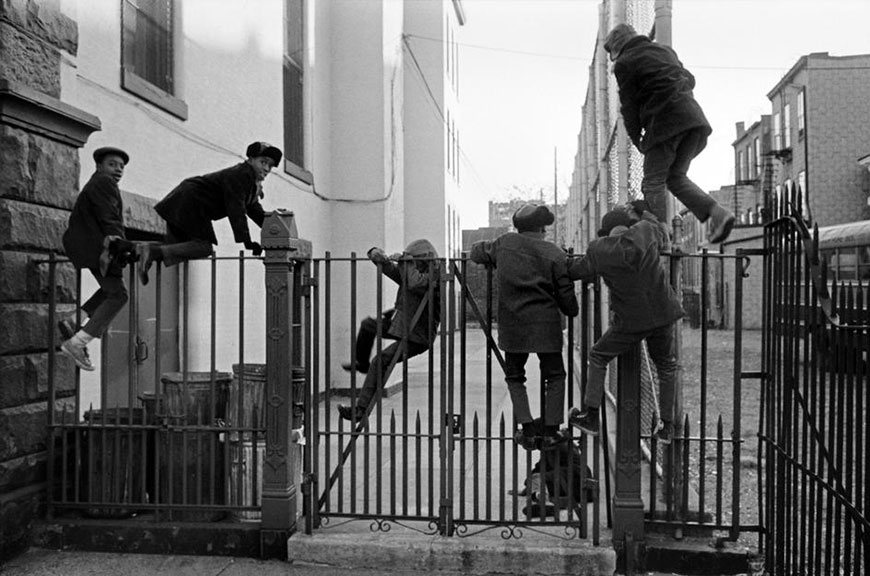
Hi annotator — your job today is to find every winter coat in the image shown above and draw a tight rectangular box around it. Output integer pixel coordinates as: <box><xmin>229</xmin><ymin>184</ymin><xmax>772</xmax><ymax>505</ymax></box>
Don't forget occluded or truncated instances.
<box><xmin>613</xmin><ymin>35</ymin><xmax>712</xmax><ymax>153</ymax></box>
<box><xmin>381</xmin><ymin>239</ymin><xmax>441</xmax><ymax>346</ymax></box>
<box><xmin>155</xmin><ymin>162</ymin><xmax>265</xmax><ymax>245</ymax></box>
<box><xmin>470</xmin><ymin>232</ymin><xmax>578</xmax><ymax>354</ymax></box>
<box><xmin>568</xmin><ymin>215</ymin><xmax>684</xmax><ymax>333</ymax></box>
<box><xmin>62</xmin><ymin>172</ymin><xmax>125</xmax><ymax>273</ymax></box>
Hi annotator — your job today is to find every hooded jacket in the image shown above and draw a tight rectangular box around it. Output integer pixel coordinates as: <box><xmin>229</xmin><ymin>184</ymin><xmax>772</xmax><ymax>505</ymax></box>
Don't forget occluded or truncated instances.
<box><xmin>380</xmin><ymin>239</ymin><xmax>441</xmax><ymax>345</ymax></box>
<box><xmin>470</xmin><ymin>232</ymin><xmax>578</xmax><ymax>353</ymax></box>
<box><xmin>613</xmin><ymin>35</ymin><xmax>712</xmax><ymax>153</ymax></box>
<box><xmin>568</xmin><ymin>214</ymin><xmax>684</xmax><ymax>333</ymax></box>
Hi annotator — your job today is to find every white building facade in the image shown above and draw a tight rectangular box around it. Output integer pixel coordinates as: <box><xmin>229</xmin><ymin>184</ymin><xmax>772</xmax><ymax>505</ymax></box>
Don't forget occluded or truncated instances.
<box><xmin>57</xmin><ymin>0</ymin><xmax>465</xmax><ymax>395</ymax></box>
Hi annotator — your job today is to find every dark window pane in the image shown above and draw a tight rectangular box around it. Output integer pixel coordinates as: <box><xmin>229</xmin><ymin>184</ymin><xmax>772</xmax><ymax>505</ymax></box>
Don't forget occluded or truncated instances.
<box><xmin>122</xmin><ymin>0</ymin><xmax>173</xmax><ymax>94</ymax></box>
<box><xmin>283</xmin><ymin>0</ymin><xmax>304</xmax><ymax>169</ymax></box>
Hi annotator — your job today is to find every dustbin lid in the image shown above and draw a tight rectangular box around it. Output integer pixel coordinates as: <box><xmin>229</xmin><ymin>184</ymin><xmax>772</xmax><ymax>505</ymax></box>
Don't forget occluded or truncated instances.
<box><xmin>160</xmin><ymin>371</ymin><xmax>233</xmax><ymax>384</ymax></box>
<box><xmin>232</xmin><ymin>363</ymin><xmax>267</xmax><ymax>376</ymax></box>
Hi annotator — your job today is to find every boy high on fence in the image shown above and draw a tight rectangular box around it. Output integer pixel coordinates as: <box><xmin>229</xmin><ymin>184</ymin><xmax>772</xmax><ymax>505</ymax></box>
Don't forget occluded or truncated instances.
<box><xmin>567</xmin><ymin>201</ymin><xmax>684</xmax><ymax>444</ymax></box>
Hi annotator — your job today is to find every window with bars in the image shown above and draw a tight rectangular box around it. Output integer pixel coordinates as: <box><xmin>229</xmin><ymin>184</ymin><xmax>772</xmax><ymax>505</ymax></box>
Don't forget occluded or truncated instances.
<box><xmin>121</xmin><ymin>0</ymin><xmax>187</xmax><ymax>119</ymax></box>
<box><xmin>283</xmin><ymin>0</ymin><xmax>309</xmax><ymax>181</ymax></box>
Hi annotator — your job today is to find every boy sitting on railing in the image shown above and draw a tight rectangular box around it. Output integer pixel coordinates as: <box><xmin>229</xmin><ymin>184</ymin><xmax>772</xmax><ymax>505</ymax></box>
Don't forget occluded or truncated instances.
<box><xmin>567</xmin><ymin>201</ymin><xmax>684</xmax><ymax>444</ymax></box>
<box><xmin>59</xmin><ymin>146</ymin><xmax>137</xmax><ymax>371</ymax></box>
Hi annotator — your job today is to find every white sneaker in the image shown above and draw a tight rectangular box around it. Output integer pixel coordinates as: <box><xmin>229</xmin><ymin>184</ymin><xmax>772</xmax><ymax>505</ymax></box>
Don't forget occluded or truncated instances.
<box><xmin>60</xmin><ymin>339</ymin><xmax>95</xmax><ymax>371</ymax></box>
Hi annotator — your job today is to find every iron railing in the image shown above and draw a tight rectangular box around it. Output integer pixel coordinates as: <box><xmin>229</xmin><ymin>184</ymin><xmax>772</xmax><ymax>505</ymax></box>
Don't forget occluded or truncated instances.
<box><xmin>761</xmin><ymin>183</ymin><xmax>869</xmax><ymax>575</ymax></box>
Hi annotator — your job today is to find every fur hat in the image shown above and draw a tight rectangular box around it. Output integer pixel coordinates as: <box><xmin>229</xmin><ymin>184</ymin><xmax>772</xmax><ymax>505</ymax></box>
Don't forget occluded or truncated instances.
<box><xmin>93</xmin><ymin>146</ymin><xmax>129</xmax><ymax>165</ymax></box>
<box><xmin>598</xmin><ymin>207</ymin><xmax>634</xmax><ymax>237</ymax></box>
<box><xmin>512</xmin><ymin>204</ymin><xmax>555</xmax><ymax>232</ymax></box>
<box><xmin>245</xmin><ymin>141</ymin><xmax>283</xmax><ymax>165</ymax></box>
<box><xmin>603</xmin><ymin>23</ymin><xmax>637</xmax><ymax>60</ymax></box>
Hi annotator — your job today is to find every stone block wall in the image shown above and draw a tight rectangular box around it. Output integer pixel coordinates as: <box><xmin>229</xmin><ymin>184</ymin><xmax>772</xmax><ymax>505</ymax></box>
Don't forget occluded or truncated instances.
<box><xmin>0</xmin><ymin>0</ymin><xmax>99</xmax><ymax>562</ymax></box>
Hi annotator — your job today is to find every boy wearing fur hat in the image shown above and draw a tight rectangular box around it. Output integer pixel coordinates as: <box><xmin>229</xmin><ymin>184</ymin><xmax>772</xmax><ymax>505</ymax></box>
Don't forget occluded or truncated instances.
<box><xmin>469</xmin><ymin>204</ymin><xmax>578</xmax><ymax>450</ymax></box>
<box><xmin>604</xmin><ymin>23</ymin><xmax>735</xmax><ymax>244</ymax></box>
<box><xmin>60</xmin><ymin>147</ymin><xmax>136</xmax><ymax>371</ymax></box>
<box><xmin>338</xmin><ymin>239</ymin><xmax>441</xmax><ymax>422</ymax></box>
<box><xmin>137</xmin><ymin>142</ymin><xmax>283</xmax><ymax>284</ymax></box>
<box><xmin>567</xmin><ymin>203</ymin><xmax>684</xmax><ymax>444</ymax></box>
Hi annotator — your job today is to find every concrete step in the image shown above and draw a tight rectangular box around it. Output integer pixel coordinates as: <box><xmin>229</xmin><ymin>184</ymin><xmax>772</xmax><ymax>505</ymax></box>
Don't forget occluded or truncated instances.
<box><xmin>287</xmin><ymin>527</ymin><xmax>616</xmax><ymax>576</ymax></box>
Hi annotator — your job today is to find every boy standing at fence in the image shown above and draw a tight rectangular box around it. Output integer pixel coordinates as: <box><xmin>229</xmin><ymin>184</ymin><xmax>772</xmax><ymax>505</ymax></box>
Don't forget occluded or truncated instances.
<box><xmin>137</xmin><ymin>141</ymin><xmax>282</xmax><ymax>285</ymax></box>
<box><xmin>567</xmin><ymin>202</ymin><xmax>684</xmax><ymax>444</ymax></box>
<box><xmin>60</xmin><ymin>147</ymin><xmax>137</xmax><ymax>371</ymax></box>
<box><xmin>604</xmin><ymin>23</ymin><xmax>734</xmax><ymax>243</ymax></box>
<box><xmin>469</xmin><ymin>204</ymin><xmax>578</xmax><ymax>450</ymax></box>
<box><xmin>338</xmin><ymin>239</ymin><xmax>441</xmax><ymax>422</ymax></box>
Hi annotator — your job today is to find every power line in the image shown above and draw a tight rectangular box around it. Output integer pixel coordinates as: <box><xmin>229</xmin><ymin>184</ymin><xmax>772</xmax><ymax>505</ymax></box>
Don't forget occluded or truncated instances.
<box><xmin>406</xmin><ymin>33</ymin><xmax>870</xmax><ymax>72</ymax></box>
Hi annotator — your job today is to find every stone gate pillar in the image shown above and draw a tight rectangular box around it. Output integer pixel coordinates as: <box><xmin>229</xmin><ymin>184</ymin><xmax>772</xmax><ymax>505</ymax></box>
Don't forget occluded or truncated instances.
<box><xmin>0</xmin><ymin>1</ymin><xmax>100</xmax><ymax>562</ymax></box>
<box><xmin>259</xmin><ymin>210</ymin><xmax>311</xmax><ymax>558</ymax></box>
<box><xmin>613</xmin><ymin>346</ymin><xmax>645</xmax><ymax>572</ymax></box>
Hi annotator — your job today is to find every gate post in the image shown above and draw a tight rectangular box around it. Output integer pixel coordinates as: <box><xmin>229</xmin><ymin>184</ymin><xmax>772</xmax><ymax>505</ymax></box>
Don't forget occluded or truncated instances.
<box><xmin>259</xmin><ymin>210</ymin><xmax>312</xmax><ymax>558</ymax></box>
<box><xmin>613</xmin><ymin>345</ymin><xmax>645</xmax><ymax>572</ymax></box>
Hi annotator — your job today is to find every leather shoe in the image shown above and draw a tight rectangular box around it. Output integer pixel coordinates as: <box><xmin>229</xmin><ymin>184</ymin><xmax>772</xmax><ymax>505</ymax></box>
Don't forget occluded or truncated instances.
<box><xmin>341</xmin><ymin>361</ymin><xmax>369</xmax><ymax>374</ymax></box>
<box><xmin>338</xmin><ymin>404</ymin><xmax>366</xmax><ymax>422</ymax></box>
<box><xmin>708</xmin><ymin>205</ymin><xmax>736</xmax><ymax>244</ymax></box>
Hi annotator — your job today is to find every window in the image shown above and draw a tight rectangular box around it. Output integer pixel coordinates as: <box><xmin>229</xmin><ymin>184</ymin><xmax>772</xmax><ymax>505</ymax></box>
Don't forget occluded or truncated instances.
<box><xmin>747</xmin><ymin>144</ymin><xmax>755</xmax><ymax>179</ymax></box>
<box><xmin>754</xmin><ymin>137</ymin><xmax>761</xmax><ymax>175</ymax></box>
<box><xmin>773</xmin><ymin>112</ymin><xmax>782</xmax><ymax>150</ymax></box>
<box><xmin>738</xmin><ymin>150</ymin><xmax>745</xmax><ymax>181</ymax></box>
<box><xmin>797</xmin><ymin>89</ymin><xmax>806</xmax><ymax>135</ymax></box>
<box><xmin>798</xmin><ymin>170</ymin><xmax>808</xmax><ymax>217</ymax></box>
<box><xmin>283</xmin><ymin>0</ymin><xmax>310</xmax><ymax>181</ymax></box>
<box><xmin>121</xmin><ymin>0</ymin><xmax>187</xmax><ymax>119</ymax></box>
<box><xmin>783</xmin><ymin>104</ymin><xmax>792</xmax><ymax>149</ymax></box>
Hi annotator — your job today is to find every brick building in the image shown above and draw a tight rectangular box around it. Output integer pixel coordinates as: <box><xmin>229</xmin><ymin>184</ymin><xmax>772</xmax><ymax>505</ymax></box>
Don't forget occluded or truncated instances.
<box><xmin>767</xmin><ymin>52</ymin><xmax>870</xmax><ymax>226</ymax></box>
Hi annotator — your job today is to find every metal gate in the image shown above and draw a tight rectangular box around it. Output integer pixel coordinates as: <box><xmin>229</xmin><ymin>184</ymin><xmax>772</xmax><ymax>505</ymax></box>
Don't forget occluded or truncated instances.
<box><xmin>301</xmin><ymin>255</ymin><xmax>602</xmax><ymax>541</ymax></box>
<box><xmin>761</xmin><ymin>184</ymin><xmax>869</xmax><ymax>575</ymax></box>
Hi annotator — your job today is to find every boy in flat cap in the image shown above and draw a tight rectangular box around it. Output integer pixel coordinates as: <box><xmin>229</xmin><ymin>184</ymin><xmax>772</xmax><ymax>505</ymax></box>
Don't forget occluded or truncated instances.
<box><xmin>137</xmin><ymin>142</ymin><xmax>283</xmax><ymax>284</ymax></box>
<box><xmin>604</xmin><ymin>23</ymin><xmax>735</xmax><ymax>244</ymax></box>
<box><xmin>567</xmin><ymin>202</ymin><xmax>684</xmax><ymax>444</ymax></box>
<box><xmin>469</xmin><ymin>204</ymin><xmax>578</xmax><ymax>450</ymax></box>
<box><xmin>60</xmin><ymin>146</ymin><xmax>137</xmax><ymax>371</ymax></box>
<box><xmin>337</xmin><ymin>239</ymin><xmax>441</xmax><ymax>422</ymax></box>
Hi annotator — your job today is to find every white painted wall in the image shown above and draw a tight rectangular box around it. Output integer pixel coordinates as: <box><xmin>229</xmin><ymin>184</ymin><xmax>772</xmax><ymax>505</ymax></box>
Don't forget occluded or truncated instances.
<box><xmin>58</xmin><ymin>0</ymin><xmax>453</xmax><ymax>396</ymax></box>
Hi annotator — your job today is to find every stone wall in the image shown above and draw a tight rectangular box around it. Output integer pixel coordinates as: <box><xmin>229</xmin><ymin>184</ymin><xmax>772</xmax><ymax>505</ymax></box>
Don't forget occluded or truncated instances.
<box><xmin>0</xmin><ymin>0</ymin><xmax>99</xmax><ymax>562</ymax></box>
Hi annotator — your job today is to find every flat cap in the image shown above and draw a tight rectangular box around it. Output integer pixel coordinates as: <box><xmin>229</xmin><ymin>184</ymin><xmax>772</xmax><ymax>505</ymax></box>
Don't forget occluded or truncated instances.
<box><xmin>93</xmin><ymin>146</ymin><xmax>129</xmax><ymax>164</ymax></box>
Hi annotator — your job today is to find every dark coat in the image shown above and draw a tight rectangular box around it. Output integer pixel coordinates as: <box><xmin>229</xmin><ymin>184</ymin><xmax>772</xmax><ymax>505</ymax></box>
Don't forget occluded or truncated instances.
<box><xmin>568</xmin><ymin>216</ymin><xmax>684</xmax><ymax>333</ymax></box>
<box><xmin>381</xmin><ymin>256</ymin><xmax>441</xmax><ymax>346</ymax></box>
<box><xmin>470</xmin><ymin>232</ymin><xmax>578</xmax><ymax>354</ymax></box>
<box><xmin>614</xmin><ymin>36</ymin><xmax>712</xmax><ymax>153</ymax></box>
<box><xmin>155</xmin><ymin>162</ymin><xmax>266</xmax><ymax>245</ymax></box>
<box><xmin>62</xmin><ymin>172</ymin><xmax>125</xmax><ymax>273</ymax></box>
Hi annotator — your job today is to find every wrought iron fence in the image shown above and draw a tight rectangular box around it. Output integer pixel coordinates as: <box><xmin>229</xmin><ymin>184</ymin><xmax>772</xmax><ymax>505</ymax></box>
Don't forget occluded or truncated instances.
<box><xmin>761</xmin><ymin>183</ymin><xmax>869</xmax><ymax>575</ymax></box>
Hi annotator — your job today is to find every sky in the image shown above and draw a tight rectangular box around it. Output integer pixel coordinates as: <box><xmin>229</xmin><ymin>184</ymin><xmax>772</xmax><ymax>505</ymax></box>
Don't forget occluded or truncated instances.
<box><xmin>456</xmin><ymin>0</ymin><xmax>870</xmax><ymax>229</ymax></box>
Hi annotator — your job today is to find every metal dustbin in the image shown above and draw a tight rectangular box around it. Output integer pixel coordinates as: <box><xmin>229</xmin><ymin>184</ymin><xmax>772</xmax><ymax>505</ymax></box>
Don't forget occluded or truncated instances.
<box><xmin>81</xmin><ymin>408</ymin><xmax>150</xmax><ymax>518</ymax></box>
<box><xmin>159</xmin><ymin>371</ymin><xmax>231</xmax><ymax>522</ymax></box>
<box><xmin>227</xmin><ymin>363</ymin><xmax>267</xmax><ymax>521</ymax></box>
<box><xmin>225</xmin><ymin>364</ymin><xmax>305</xmax><ymax>521</ymax></box>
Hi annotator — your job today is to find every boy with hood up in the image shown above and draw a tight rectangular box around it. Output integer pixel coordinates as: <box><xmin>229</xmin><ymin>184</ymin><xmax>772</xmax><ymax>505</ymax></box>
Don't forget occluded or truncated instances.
<box><xmin>567</xmin><ymin>201</ymin><xmax>684</xmax><ymax>444</ymax></box>
<box><xmin>338</xmin><ymin>239</ymin><xmax>441</xmax><ymax>422</ymax></box>
<box><xmin>470</xmin><ymin>204</ymin><xmax>578</xmax><ymax>450</ymax></box>
<box><xmin>604</xmin><ymin>23</ymin><xmax>735</xmax><ymax>244</ymax></box>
